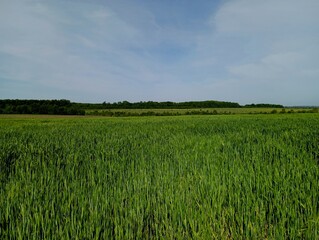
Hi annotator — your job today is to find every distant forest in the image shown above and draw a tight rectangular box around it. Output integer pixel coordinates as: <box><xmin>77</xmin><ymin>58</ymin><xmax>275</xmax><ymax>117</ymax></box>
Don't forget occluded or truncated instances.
<box><xmin>80</xmin><ymin>100</ymin><xmax>241</xmax><ymax>109</ymax></box>
<box><xmin>0</xmin><ymin>99</ymin><xmax>284</xmax><ymax>115</ymax></box>
<box><xmin>78</xmin><ymin>100</ymin><xmax>283</xmax><ymax>109</ymax></box>
<box><xmin>0</xmin><ymin>99</ymin><xmax>85</xmax><ymax>115</ymax></box>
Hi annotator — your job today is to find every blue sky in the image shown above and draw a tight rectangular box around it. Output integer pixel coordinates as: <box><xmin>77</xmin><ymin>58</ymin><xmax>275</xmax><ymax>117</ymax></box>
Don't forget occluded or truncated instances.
<box><xmin>1</xmin><ymin>0</ymin><xmax>318</xmax><ymax>105</ymax></box>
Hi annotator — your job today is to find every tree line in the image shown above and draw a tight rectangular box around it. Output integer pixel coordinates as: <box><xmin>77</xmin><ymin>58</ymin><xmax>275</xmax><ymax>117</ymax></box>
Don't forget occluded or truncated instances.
<box><xmin>0</xmin><ymin>99</ymin><xmax>285</xmax><ymax>115</ymax></box>
<box><xmin>80</xmin><ymin>100</ymin><xmax>242</xmax><ymax>109</ymax></box>
<box><xmin>0</xmin><ymin>99</ymin><xmax>85</xmax><ymax>115</ymax></box>
<box><xmin>244</xmin><ymin>103</ymin><xmax>284</xmax><ymax>108</ymax></box>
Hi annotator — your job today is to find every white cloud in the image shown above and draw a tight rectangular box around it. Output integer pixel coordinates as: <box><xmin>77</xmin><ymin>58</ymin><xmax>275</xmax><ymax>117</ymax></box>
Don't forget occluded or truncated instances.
<box><xmin>0</xmin><ymin>0</ymin><xmax>318</xmax><ymax>105</ymax></box>
<box><xmin>214</xmin><ymin>0</ymin><xmax>319</xmax><ymax>34</ymax></box>
<box><xmin>0</xmin><ymin>0</ymin><xmax>168</xmax><ymax>101</ymax></box>
<box><xmin>202</xmin><ymin>0</ymin><xmax>319</xmax><ymax>105</ymax></box>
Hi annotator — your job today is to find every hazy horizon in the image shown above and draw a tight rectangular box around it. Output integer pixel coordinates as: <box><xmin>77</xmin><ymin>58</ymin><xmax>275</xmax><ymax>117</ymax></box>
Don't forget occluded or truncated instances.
<box><xmin>1</xmin><ymin>0</ymin><xmax>319</xmax><ymax>106</ymax></box>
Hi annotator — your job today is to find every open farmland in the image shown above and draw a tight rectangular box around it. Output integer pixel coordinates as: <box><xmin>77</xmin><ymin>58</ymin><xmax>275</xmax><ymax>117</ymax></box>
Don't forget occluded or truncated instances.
<box><xmin>1</xmin><ymin>114</ymin><xmax>319</xmax><ymax>239</ymax></box>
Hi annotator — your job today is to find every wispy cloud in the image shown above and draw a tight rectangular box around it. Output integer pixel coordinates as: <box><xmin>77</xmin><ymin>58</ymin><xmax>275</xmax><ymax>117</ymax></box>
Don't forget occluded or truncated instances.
<box><xmin>0</xmin><ymin>0</ymin><xmax>318</xmax><ymax>105</ymax></box>
<box><xmin>204</xmin><ymin>0</ymin><xmax>319</xmax><ymax>105</ymax></box>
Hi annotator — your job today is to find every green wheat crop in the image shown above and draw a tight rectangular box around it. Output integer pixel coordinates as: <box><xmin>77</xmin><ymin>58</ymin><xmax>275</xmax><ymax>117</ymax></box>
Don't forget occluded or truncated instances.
<box><xmin>1</xmin><ymin>114</ymin><xmax>319</xmax><ymax>239</ymax></box>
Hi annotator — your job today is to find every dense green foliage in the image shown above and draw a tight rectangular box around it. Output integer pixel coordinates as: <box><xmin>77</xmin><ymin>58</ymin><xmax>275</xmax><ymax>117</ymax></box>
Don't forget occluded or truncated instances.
<box><xmin>245</xmin><ymin>103</ymin><xmax>284</xmax><ymax>108</ymax></box>
<box><xmin>1</xmin><ymin>114</ymin><xmax>319</xmax><ymax>239</ymax></box>
<box><xmin>75</xmin><ymin>100</ymin><xmax>242</xmax><ymax>111</ymax></box>
<box><xmin>97</xmin><ymin>100</ymin><xmax>241</xmax><ymax>109</ymax></box>
<box><xmin>86</xmin><ymin>107</ymin><xmax>318</xmax><ymax>117</ymax></box>
<box><xmin>0</xmin><ymin>100</ymin><xmax>84</xmax><ymax>115</ymax></box>
<box><xmin>0</xmin><ymin>99</ymin><xmax>299</xmax><ymax>116</ymax></box>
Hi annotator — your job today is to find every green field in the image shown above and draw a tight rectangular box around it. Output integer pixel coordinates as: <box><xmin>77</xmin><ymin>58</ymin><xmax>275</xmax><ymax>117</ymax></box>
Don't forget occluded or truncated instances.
<box><xmin>1</xmin><ymin>114</ymin><xmax>319</xmax><ymax>239</ymax></box>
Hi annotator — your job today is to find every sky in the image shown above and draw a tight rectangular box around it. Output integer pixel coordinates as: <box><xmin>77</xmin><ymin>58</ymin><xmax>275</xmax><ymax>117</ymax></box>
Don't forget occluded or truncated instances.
<box><xmin>0</xmin><ymin>0</ymin><xmax>318</xmax><ymax>106</ymax></box>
